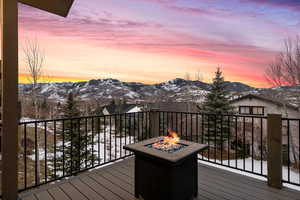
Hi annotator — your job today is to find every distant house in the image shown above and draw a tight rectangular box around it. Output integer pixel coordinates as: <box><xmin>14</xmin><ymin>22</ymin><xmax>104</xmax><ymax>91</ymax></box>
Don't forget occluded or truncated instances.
<box><xmin>102</xmin><ymin>103</ymin><xmax>141</xmax><ymax>115</ymax></box>
<box><xmin>230</xmin><ymin>94</ymin><xmax>299</xmax><ymax>163</ymax></box>
<box><xmin>230</xmin><ymin>94</ymin><xmax>300</xmax><ymax>118</ymax></box>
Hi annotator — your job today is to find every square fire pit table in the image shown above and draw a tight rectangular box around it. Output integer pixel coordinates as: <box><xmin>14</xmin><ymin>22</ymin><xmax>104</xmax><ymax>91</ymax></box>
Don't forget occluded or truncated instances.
<box><xmin>123</xmin><ymin>137</ymin><xmax>208</xmax><ymax>200</ymax></box>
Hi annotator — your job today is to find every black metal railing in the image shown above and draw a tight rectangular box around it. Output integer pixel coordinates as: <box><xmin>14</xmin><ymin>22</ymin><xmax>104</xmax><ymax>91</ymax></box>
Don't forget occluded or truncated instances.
<box><xmin>157</xmin><ymin>111</ymin><xmax>300</xmax><ymax>187</ymax></box>
<box><xmin>281</xmin><ymin>118</ymin><xmax>300</xmax><ymax>187</ymax></box>
<box><xmin>16</xmin><ymin>110</ymin><xmax>300</xmax><ymax>192</ymax></box>
<box><xmin>18</xmin><ymin>112</ymin><xmax>150</xmax><ymax>192</ymax></box>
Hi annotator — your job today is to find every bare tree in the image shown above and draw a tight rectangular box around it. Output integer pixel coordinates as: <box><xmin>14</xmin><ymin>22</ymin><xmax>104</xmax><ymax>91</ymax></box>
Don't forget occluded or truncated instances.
<box><xmin>22</xmin><ymin>38</ymin><xmax>45</xmax><ymax>184</ymax></box>
<box><xmin>23</xmin><ymin>38</ymin><xmax>45</xmax><ymax>118</ymax></box>
<box><xmin>265</xmin><ymin>36</ymin><xmax>300</xmax><ymax>86</ymax></box>
<box><xmin>265</xmin><ymin>36</ymin><xmax>300</xmax><ymax>167</ymax></box>
<box><xmin>195</xmin><ymin>70</ymin><xmax>204</xmax><ymax>82</ymax></box>
<box><xmin>184</xmin><ymin>72</ymin><xmax>191</xmax><ymax>81</ymax></box>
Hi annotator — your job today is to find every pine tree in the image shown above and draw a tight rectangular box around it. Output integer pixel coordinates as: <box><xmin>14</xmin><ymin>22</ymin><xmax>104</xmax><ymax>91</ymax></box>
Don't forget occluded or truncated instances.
<box><xmin>201</xmin><ymin>68</ymin><xmax>233</xmax><ymax>149</ymax></box>
<box><xmin>57</xmin><ymin>92</ymin><xmax>96</xmax><ymax>175</ymax></box>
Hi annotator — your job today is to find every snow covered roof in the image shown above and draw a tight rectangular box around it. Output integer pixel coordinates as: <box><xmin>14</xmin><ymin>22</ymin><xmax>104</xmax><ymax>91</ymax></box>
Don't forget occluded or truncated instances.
<box><xmin>230</xmin><ymin>94</ymin><xmax>299</xmax><ymax>111</ymax></box>
<box><xmin>103</xmin><ymin>104</ymin><xmax>139</xmax><ymax>114</ymax></box>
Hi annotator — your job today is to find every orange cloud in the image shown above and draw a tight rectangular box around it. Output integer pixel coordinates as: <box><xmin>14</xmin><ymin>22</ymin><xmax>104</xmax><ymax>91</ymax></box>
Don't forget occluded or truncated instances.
<box><xmin>19</xmin><ymin>73</ymin><xmax>88</xmax><ymax>84</ymax></box>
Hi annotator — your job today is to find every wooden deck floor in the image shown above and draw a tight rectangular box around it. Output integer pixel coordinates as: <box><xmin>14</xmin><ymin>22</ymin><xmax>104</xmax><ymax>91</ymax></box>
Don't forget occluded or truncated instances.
<box><xmin>19</xmin><ymin>158</ymin><xmax>300</xmax><ymax>200</ymax></box>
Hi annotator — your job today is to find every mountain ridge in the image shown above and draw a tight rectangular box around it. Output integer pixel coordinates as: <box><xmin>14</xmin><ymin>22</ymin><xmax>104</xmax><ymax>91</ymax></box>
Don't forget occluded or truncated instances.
<box><xmin>19</xmin><ymin>78</ymin><xmax>255</xmax><ymax>102</ymax></box>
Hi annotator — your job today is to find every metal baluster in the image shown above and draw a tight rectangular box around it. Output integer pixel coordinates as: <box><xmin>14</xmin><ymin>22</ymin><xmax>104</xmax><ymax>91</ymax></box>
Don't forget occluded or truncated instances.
<box><xmin>167</xmin><ymin>112</ymin><xmax>169</xmax><ymax>136</ymax></box>
<box><xmin>227</xmin><ymin>116</ymin><xmax>230</xmax><ymax>166</ymax></box>
<box><xmin>116</xmin><ymin>114</ymin><xmax>119</xmax><ymax>159</ymax></box>
<box><xmin>85</xmin><ymin>118</ymin><xmax>88</xmax><ymax>168</ymax></box>
<box><xmin>124</xmin><ymin>114</ymin><xmax>127</xmax><ymax>156</ymax></box>
<box><xmin>34</xmin><ymin>122</ymin><xmax>38</xmax><ymax>185</ymax></box>
<box><xmin>78</xmin><ymin>118</ymin><xmax>81</xmax><ymax>171</ymax></box>
<box><xmin>235</xmin><ymin>116</ymin><xmax>238</xmax><ymax>169</ymax></box>
<box><xmin>98</xmin><ymin>117</ymin><xmax>101</xmax><ymax>164</ymax></box>
<box><xmin>92</xmin><ymin>117</ymin><xmax>95</xmax><ymax>166</ymax></box>
<box><xmin>287</xmin><ymin>119</ymin><xmax>290</xmax><ymax>182</ymax></box>
<box><xmin>142</xmin><ymin>112</ymin><xmax>144</xmax><ymax>140</ymax></box>
<box><xmin>110</xmin><ymin>116</ymin><xmax>112</xmax><ymax>161</ymax></box>
<box><xmin>24</xmin><ymin>124</ymin><xmax>27</xmax><ymax>188</ymax></box>
<box><xmin>137</xmin><ymin>113</ymin><xmax>140</xmax><ymax>142</ymax></box>
<box><xmin>185</xmin><ymin>113</ymin><xmax>188</xmax><ymax>140</ymax></box>
<box><xmin>196</xmin><ymin>114</ymin><xmax>198</xmax><ymax>143</ymax></box>
<box><xmin>62</xmin><ymin>120</ymin><xmax>65</xmax><ymax>176</ymax></box>
<box><xmin>120</xmin><ymin>114</ymin><xmax>122</xmax><ymax>158</ymax></box>
<box><xmin>251</xmin><ymin>117</ymin><xmax>254</xmax><ymax>172</ymax></box>
<box><xmin>134</xmin><ymin>113</ymin><xmax>137</xmax><ymax>144</ymax></box>
<box><xmin>243</xmin><ymin>117</ymin><xmax>246</xmax><ymax>171</ymax></box>
<box><xmin>54</xmin><ymin>121</ymin><xmax>57</xmax><ymax>179</ymax></box>
<box><xmin>190</xmin><ymin>113</ymin><xmax>193</xmax><ymax>142</ymax></box>
<box><xmin>176</xmin><ymin>112</ymin><xmax>178</xmax><ymax>133</ymax></box>
<box><xmin>260</xmin><ymin>118</ymin><xmax>263</xmax><ymax>175</ymax></box>
<box><xmin>221</xmin><ymin>116</ymin><xmax>223</xmax><ymax>164</ymax></box>
<box><xmin>44</xmin><ymin>122</ymin><xmax>47</xmax><ymax>182</ymax></box>
<box><xmin>180</xmin><ymin>112</ymin><xmax>183</xmax><ymax>138</ymax></box>
<box><xmin>201</xmin><ymin>114</ymin><xmax>204</xmax><ymax>144</ymax></box>
<box><xmin>208</xmin><ymin>115</ymin><xmax>210</xmax><ymax>160</ymax></box>
<box><xmin>214</xmin><ymin>115</ymin><xmax>217</xmax><ymax>162</ymax></box>
<box><xmin>70</xmin><ymin>119</ymin><xmax>73</xmax><ymax>174</ymax></box>
<box><xmin>104</xmin><ymin>116</ymin><xmax>106</xmax><ymax>162</ymax></box>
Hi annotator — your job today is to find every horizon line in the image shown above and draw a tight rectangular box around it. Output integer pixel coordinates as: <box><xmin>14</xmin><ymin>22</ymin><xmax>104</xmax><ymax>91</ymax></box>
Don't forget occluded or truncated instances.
<box><xmin>18</xmin><ymin>74</ymin><xmax>277</xmax><ymax>89</ymax></box>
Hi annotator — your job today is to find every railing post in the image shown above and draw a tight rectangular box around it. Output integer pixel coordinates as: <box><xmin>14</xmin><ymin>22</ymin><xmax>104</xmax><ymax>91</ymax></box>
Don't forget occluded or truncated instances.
<box><xmin>267</xmin><ymin>114</ymin><xmax>282</xmax><ymax>189</ymax></box>
<box><xmin>150</xmin><ymin>109</ymin><xmax>160</xmax><ymax>138</ymax></box>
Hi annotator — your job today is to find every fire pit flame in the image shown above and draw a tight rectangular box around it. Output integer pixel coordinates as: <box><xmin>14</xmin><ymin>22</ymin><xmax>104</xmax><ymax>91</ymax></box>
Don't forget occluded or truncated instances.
<box><xmin>161</xmin><ymin>129</ymin><xmax>180</xmax><ymax>145</ymax></box>
<box><xmin>148</xmin><ymin>129</ymin><xmax>186</xmax><ymax>153</ymax></box>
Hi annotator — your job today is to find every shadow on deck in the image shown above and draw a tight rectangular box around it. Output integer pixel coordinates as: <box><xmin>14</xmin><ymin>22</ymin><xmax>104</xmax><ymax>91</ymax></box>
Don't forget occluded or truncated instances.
<box><xmin>19</xmin><ymin>157</ymin><xmax>300</xmax><ymax>200</ymax></box>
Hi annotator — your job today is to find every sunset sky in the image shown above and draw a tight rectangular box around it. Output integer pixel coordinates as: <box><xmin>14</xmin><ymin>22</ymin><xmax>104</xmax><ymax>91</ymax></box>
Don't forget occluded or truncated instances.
<box><xmin>17</xmin><ymin>0</ymin><xmax>300</xmax><ymax>88</ymax></box>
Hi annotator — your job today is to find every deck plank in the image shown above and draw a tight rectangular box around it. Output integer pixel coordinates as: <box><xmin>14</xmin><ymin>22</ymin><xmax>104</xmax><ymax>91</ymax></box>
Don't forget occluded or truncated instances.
<box><xmin>59</xmin><ymin>182</ymin><xmax>88</xmax><ymax>200</ymax></box>
<box><xmin>48</xmin><ymin>187</ymin><xmax>71</xmax><ymax>200</ymax></box>
<box><xmin>20</xmin><ymin>157</ymin><xmax>300</xmax><ymax>200</ymax></box>
<box><xmin>34</xmin><ymin>191</ymin><xmax>53</xmax><ymax>200</ymax></box>
<box><xmin>87</xmin><ymin>172</ymin><xmax>135</xmax><ymax>200</ymax></box>
<box><xmin>21</xmin><ymin>194</ymin><xmax>38</xmax><ymax>200</ymax></box>
<box><xmin>95</xmin><ymin>171</ymin><xmax>134</xmax><ymax>194</ymax></box>
<box><xmin>79</xmin><ymin>176</ymin><xmax>123</xmax><ymax>200</ymax></box>
<box><xmin>69</xmin><ymin>178</ymin><xmax>105</xmax><ymax>200</ymax></box>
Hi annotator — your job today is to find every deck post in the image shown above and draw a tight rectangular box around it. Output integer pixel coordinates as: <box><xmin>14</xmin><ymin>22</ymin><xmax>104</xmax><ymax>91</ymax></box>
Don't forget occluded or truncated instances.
<box><xmin>149</xmin><ymin>109</ymin><xmax>160</xmax><ymax>138</ymax></box>
<box><xmin>1</xmin><ymin>0</ymin><xmax>19</xmax><ymax>199</ymax></box>
<box><xmin>267</xmin><ymin>114</ymin><xmax>282</xmax><ymax>189</ymax></box>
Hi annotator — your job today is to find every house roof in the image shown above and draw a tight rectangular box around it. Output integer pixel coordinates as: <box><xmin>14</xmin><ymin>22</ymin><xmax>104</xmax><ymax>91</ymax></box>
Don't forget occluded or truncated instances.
<box><xmin>103</xmin><ymin>104</ymin><xmax>138</xmax><ymax>114</ymax></box>
<box><xmin>230</xmin><ymin>94</ymin><xmax>299</xmax><ymax>111</ymax></box>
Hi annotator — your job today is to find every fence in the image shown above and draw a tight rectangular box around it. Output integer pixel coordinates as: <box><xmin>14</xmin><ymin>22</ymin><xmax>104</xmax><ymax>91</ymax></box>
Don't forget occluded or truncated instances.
<box><xmin>18</xmin><ymin>112</ymin><xmax>150</xmax><ymax>192</ymax></box>
<box><xmin>15</xmin><ymin>110</ymin><xmax>300</xmax><ymax>193</ymax></box>
<box><xmin>157</xmin><ymin>111</ymin><xmax>300</xmax><ymax>187</ymax></box>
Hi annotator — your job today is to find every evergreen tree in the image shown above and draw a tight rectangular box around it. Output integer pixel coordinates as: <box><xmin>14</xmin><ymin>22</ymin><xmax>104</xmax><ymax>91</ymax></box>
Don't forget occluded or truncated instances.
<box><xmin>201</xmin><ymin>68</ymin><xmax>233</xmax><ymax>148</ymax></box>
<box><xmin>57</xmin><ymin>92</ymin><xmax>96</xmax><ymax>175</ymax></box>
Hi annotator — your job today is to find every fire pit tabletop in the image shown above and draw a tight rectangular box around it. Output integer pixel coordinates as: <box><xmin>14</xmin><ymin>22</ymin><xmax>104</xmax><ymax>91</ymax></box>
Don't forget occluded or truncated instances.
<box><xmin>123</xmin><ymin>137</ymin><xmax>208</xmax><ymax>164</ymax></box>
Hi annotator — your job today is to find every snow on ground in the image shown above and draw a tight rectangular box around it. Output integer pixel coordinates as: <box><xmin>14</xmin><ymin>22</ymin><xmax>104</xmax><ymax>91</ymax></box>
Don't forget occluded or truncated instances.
<box><xmin>28</xmin><ymin>126</ymin><xmax>135</xmax><ymax>167</ymax></box>
<box><xmin>20</xmin><ymin>117</ymin><xmax>39</xmax><ymax>122</ymax></box>
<box><xmin>199</xmin><ymin>157</ymin><xmax>300</xmax><ymax>191</ymax></box>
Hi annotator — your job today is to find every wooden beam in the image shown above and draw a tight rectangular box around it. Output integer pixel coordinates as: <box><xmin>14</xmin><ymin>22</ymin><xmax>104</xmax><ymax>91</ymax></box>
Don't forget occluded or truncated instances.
<box><xmin>1</xmin><ymin>0</ymin><xmax>19</xmax><ymax>199</ymax></box>
<box><xmin>19</xmin><ymin>0</ymin><xmax>74</xmax><ymax>17</ymax></box>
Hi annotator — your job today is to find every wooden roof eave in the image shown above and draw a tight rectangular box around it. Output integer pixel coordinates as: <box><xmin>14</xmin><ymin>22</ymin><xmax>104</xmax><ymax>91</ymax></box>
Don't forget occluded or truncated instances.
<box><xmin>19</xmin><ymin>0</ymin><xmax>74</xmax><ymax>17</ymax></box>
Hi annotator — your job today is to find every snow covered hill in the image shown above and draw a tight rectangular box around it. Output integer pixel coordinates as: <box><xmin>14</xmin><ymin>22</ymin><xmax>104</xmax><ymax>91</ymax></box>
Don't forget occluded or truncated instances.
<box><xmin>19</xmin><ymin>78</ymin><xmax>255</xmax><ymax>103</ymax></box>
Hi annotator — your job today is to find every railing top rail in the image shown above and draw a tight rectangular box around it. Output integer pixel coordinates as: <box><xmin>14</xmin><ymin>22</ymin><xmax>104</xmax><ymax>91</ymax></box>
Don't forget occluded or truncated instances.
<box><xmin>282</xmin><ymin>117</ymin><xmax>300</xmax><ymax>121</ymax></box>
<box><xmin>18</xmin><ymin>111</ymin><xmax>150</xmax><ymax>125</ymax></box>
<box><xmin>157</xmin><ymin>110</ymin><xmax>268</xmax><ymax>119</ymax></box>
